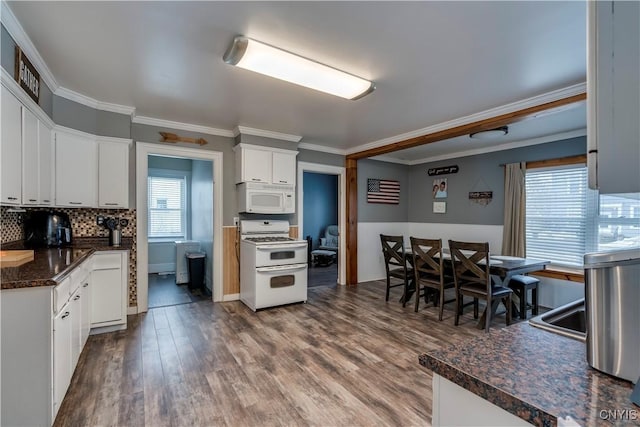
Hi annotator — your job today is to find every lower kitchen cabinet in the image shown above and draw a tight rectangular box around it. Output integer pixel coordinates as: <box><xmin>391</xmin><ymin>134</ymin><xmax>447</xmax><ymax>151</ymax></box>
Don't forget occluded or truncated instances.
<box><xmin>90</xmin><ymin>251</ymin><xmax>128</xmax><ymax>331</ymax></box>
<box><xmin>52</xmin><ymin>301</ymin><xmax>73</xmax><ymax>417</ymax></box>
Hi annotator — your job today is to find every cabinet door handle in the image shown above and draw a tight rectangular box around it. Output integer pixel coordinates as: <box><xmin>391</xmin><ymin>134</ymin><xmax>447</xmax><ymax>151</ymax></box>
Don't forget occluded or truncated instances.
<box><xmin>74</xmin><ymin>295</ymin><xmax>80</xmax><ymax>301</ymax></box>
<box><xmin>83</xmin><ymin>283</ymin><xmax>89</xmax><ymax>288</ymax></box>
<box><xmin>251</xmin><ymin>178</ymin><xmax>261</xmax><ymax>181</ymax></box>
<box><xmin>62</xmin><ymin>311</ymin><xmax>70</xmax><ymax>319</ymax></box>
<box><xmin>28</xmin><ymin>199</ymin><xmax>37</xmax><ymax>202</ymax></box>
<box><xmin>7</xmin><ymin>197</ymin><xmax>18</xmax><ymax>201</ymax></box>
<box><xmin>104</xmin><ymin>203</ymin><xmax>118</xmax><ymax>206</ymax></box>
<box><xmin>43</xmin><ymin>199</ymin><xmax>50</xmax><ymax>203</ymax></box>
<box><xmin>69</xmin><ymin>201</ymin><xmax>82</xmax><ymax>205</ymax></box>
<box><xmin>279</xmin><ymin>180</ymin><xmax>287</xmax><ymax>183</ymax></box>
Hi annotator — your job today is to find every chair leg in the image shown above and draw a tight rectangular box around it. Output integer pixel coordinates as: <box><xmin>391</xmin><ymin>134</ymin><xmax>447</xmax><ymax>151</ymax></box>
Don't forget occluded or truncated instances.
<box><xmin>505</xmin><ymin>295</ymin><xmax>512</xmax><ymax>326</ymax></box>
<box><xmin>473</xmin><ymin>298</ymin><xmax>479</xmax><ymax>319</ymax></box>
<box><xmin>532</xmin><ymin>287</ymin><xmax>539</xmax><ymax>315</ymax></box>
<box><xmin>485</xmin><ymin>299</ymin><xmax>491</xmax><ymax>332</ymax></box>
<box><xmin>402</xmin><ymin>279</ymin><xmax>409</xmax><ymax>308</ymax></box>
<box><xmin>454</xmin><ymin>294</ymin><xmax>460</xmax><ymax>326</ymax></box>
<box><xmin>438</xmin><ymin>287</ymin><xmax>445</xmax><ymax>321</ymax></box>
<box><xmin>519</xmin><ymin>288</ymin><xmax>527</xmax><ymax>320</ymax></box>
<box><xmin>414</xmin><ymin>285</ymin><xmax>420</xmax><ymax>312</ymax></box>
<box><xmin>385</xmin><ymin>276</ymin><xmax>391</xmax><ymax>301</ymax></box>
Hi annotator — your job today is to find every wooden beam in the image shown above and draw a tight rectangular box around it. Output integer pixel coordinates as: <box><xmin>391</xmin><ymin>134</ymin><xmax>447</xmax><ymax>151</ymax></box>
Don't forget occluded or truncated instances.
<box><xmin>346</xmin><ymin>93</ymin><xmax>586</xmax><ymax>160</ymax></box>
<box><xmin>526</xmin><ymin>154</ymin><xmax>587</xmax><ymax>169</ymax></box>
<box><xmin>345</xmin><ymin>158</ymin><xmax>358</xmax><ymax>285</ymax></box>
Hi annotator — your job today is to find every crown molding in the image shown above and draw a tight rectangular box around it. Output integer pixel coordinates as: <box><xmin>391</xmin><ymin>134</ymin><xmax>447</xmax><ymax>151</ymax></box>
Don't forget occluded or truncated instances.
<box><xmin>297</xmin><ymin>142</ymin><xmax>347</xmax><ymax>156</ymax></box>
<box><xmin>132</xmin><ymin>115</ymin><xmax>235</xmax><ymax>138</ymax></box>
<box><xmin>233</xmin><ymin>126</ymin><xmax>302</xmax><ymax>143</ymax></box>
<box><xmin>0</xmin><ymin>66</ymin><xmax>55</xmax><ymax>128</ymax></box>
<box><xmin>400</xmin><ymin>128</ymin><xmax>587</xmax><ymax>166</ymax></box>
<box><xmin>346</xmin><ymin>83</ymin><xmax>587</xmax><ymax>156</ymax></box>
<box><xmin>96</xmin><ymin>134</ymin><xmax>133</xmax><ymax>146</ymax></box>
<box><xmin>1</xmin><ymin>1</ymin><xmax>59</xmax><ymax>92</ymax></box>
<box><xmin>55</xmin><ymin>87</ymin><xmax>135</xmax><ymax>116</ymax></box>
<box><xmin>53</xmin><ymin>124</ymin><xmax>98</xmax><ymax>140</ymax></box>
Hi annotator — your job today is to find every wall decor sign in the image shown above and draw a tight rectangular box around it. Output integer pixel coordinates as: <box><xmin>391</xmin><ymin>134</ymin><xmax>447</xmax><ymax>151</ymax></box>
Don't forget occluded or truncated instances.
<box><xmin>432</xmin><ymin>178</ymin><xmax>447</xmax><ymax>199</ymax></box>
<box><xmin>433</xmin><ymin>201</ymin><xmax>446</xmax><ymax>214</ymax></box>
<box><xmin>14</xmin><ymin>46</ymin><xmax>40</xmax><ymax>103</ymax></box>
<box><xmin>428</xmin><ymin>165</ymin><xmax>458</xmax><ymax>176</ymax></box>
<box><xmin>469</xmin><ymin>191</ymin><xmax>493</xmax><ymax>206</ymax></box>
<box><xmin>367</xmin><ymin>178</ymin><xmax>400</xmax><ymax>204</ymax></box>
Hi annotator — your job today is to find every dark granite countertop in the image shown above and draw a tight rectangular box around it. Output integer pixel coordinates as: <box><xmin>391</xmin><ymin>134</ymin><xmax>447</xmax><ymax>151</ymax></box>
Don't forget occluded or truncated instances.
<box><xmin>419</xmin><ymin>322</ymin><xmax>639</xmax><ymax>427</ymax></box>
<box><xmin>1</xmin><ymin>237</ymin><xmax>132</xmax><ymax>290</ymax></box>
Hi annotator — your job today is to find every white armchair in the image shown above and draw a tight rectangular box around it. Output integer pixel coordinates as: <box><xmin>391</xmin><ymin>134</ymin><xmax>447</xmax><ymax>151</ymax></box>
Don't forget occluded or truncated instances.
<box><xmin>319</xmin><ymin>225</ymin><xmax>339</xmax><ymax>252</ymax></box>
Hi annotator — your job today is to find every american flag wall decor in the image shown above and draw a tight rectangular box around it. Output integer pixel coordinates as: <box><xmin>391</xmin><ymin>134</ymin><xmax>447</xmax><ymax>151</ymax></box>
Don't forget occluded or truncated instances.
<box><xmin>367</xmin><ymin>179</ymin><xmax>400</xmax><ymax>204</ymax></box>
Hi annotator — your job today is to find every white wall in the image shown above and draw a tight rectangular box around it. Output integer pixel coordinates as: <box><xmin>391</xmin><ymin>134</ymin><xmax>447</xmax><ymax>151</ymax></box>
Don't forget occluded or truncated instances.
<box><xmin>148</xmin><ymin>242</ymin><xmax>176</xmax><ymax>273</ymax></box>
<box><xmin>358</xmin><ymin>221</ymin><xmax>581</xmax><ymax>308</ymax></box>
<box><xmin>191</xmin><ymin>159</ymin><xmax>214</xmax><ymax>292</ymax></box>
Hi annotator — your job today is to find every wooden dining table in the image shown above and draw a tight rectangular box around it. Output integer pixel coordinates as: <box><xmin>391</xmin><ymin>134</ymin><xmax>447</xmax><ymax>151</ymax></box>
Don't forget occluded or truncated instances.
<box><xmin>401</xmin><ymin>250</ymin><xmax>550</xmax><ymax>327</ymax></box>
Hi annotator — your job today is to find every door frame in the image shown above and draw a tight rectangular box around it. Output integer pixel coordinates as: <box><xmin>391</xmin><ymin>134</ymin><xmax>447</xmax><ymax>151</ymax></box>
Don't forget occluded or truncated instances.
<box><xmin>297</xmin><ymin>161</ymin><xmax>346</xmax><ymax>285</ymax></box>
<box><xmin>135</xmin><ymin>141</ymin><xmax>224</xmax><ymax>312</ymax></box>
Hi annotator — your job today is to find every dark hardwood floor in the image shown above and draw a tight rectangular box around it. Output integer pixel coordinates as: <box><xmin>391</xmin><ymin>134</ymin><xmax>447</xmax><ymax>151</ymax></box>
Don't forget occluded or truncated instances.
<box><xmin>307</xmin><ymin>262</ymin><xmax>338</xmax><ymax>288</ymax></box>
<box><xmin>148</xmin><ymin>273</ymin><xmax>210</xmax><ymax>308</ymax></box>
<box><xmin>54</xmin><ymin>280</ymin><xmax>509</xmax><ymax>427</ymax></box>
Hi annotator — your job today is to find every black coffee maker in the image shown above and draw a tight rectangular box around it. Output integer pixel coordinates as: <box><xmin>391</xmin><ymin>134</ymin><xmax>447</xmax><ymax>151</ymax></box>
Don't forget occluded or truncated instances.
<box><xmin>24</xmin><ymin>210</ymin><xmax>73</xmax><ymax>248</ymax></box>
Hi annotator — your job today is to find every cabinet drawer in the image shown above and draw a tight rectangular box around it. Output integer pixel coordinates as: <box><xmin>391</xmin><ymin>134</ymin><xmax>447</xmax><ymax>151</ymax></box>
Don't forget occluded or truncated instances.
<box><xmin>92</xmin><ymin>253</ymin><xmax>122</xmax><ymax>270</ymax></box>
<box><xmin>54</xmin><ymin>277</ymin><xmax>72</xmax><ymax>313</ymax></box>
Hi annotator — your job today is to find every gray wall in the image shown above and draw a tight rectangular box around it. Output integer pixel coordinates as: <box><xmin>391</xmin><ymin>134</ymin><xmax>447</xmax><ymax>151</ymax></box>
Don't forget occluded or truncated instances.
<box><xmin>53</xmin><ymin>95</ymin><xmax>130</xmax><ymax>138</ymax></box>
<box><xmin>191</xmin><ymin>159</ymin><xmax>214</xmax><ymax>292</ymax></box>
<box><xmin>407</xmin><ymin>137</ymin><xmax>587</xmax><ymax>224</ymax></box>
<box><xmin>148</xmin><ymin>155</ymin><xmax>192</xmax><ymax>171</ymax></box>
<box><xmin>358</xmin><ymin>158</ymin><xmax>409</xmax><ymax>223</ymax></box>
<box><xmin>1</xmin><ymin>23</ymin><xmax>53</xmax><ymax>118</ymax></box>
<box><xmin>133</xmin><ymin>123</ymin><xmax>238</xmax><ymax>226</ymax></box>
<box><xmin>298</xmin><ymin>148</ymin><xmax>345</xmax><ymax>167</ymax></box>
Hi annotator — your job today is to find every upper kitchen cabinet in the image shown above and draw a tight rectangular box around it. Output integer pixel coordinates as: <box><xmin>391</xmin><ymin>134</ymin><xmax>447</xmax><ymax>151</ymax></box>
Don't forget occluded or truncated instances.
<box><xmin>587</xmin><ymin>1</ymin><xmax>640</xmax><ymax>193</ymax></box>
<box><xmin>21</xmin><ymin>107</ymin><xmax>39</xmax><ymax>205</ymax></box>
<box><xmin>98</xmin><ymin>140</ymin><xmax>130</xmax><ymax>208</ymax></box>
<box><xmin>38</xmin><ymin>121</ymin><xmax>53</xmax><ymax>205</ymax></box>
<box><xmin>235</xmin><ymin>144</ymin><xmax>298</xmax><ymax>185</ymax></box>
<box><xmin>55</xmin><ymin>130</ymin><xmax>97</xmax><ymax>207</ymax></box>
<box><xmin>1</xmin><ymin>85</ymin><xmax>23</xmax><ymax>205</ymax></box>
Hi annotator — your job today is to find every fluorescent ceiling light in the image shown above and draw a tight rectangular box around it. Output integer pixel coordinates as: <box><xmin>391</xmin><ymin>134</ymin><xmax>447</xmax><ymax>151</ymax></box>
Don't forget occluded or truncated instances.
<box><xmin>223</xmin><ymin>36</ymin><xmax>375</xmax><ymax>100</ymax></box>
<box><xmin>470</xmin><ymin>126</ymin><xmax>509</xmax><ymax>140</ymax></box>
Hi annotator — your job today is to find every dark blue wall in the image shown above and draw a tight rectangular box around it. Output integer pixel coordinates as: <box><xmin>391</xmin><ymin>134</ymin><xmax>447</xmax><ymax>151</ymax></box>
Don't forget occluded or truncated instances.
<box><xmin>303</xmin><ymin>172</ymin><xmax>338</xmax><ymax>249</ymax></box>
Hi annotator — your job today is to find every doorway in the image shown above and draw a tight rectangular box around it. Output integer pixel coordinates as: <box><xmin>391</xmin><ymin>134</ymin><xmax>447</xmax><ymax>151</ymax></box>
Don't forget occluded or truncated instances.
<box><xmin>297</xmin><ymin>162</ymin><xmax>346</xmax><ymax>285</ymax></box>
<box><xmin>136</xmin><ymin>142</ymin><xmax>223</xmax><ymax>313</ymax></box>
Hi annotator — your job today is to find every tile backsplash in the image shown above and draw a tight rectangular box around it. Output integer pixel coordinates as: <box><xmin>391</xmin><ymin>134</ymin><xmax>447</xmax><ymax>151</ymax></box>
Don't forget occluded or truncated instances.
<box><xmin>1</xmin><ymin>206</ymin><xmax>139</xmax><ymax>307</ymax></box>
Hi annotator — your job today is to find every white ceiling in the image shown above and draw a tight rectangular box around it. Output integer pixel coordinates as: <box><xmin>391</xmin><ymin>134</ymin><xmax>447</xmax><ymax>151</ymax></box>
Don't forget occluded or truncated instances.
<box><xmin>7</xmin><ymin>1</ymin><xmax>587</xmax><ymax>158</ymax></box>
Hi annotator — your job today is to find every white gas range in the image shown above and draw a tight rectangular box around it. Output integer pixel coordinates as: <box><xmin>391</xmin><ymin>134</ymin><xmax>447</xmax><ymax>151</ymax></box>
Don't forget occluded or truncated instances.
<box><xmin>239</xmin><ymin>220</ymin><xmax>308</xmax><ymax>311</ymax></box>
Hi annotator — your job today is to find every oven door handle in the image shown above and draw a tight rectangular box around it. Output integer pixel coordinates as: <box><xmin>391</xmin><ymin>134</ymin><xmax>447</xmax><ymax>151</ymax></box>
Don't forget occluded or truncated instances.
<box><xmin>257</xmin><ymin>264</ymin><xmax>308</xmax><ymax>273</ymax></box>
<box><xmin>256</xmin><ymin>244</ymin><xmax>307</xmax><ymax>250</ymax></box>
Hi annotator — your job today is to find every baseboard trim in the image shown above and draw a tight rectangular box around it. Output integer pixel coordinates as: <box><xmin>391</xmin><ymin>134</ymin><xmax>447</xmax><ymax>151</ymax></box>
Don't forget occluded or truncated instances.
<box><xmin>149</xmin><ymin>262</ymin><xmax>176</xmax><ymax>274</ymax></box>
<box><xmin>222</xmin><ymin>293</ymin><xmax>240</xmax><ymax>301</ymax></box>
<box><xmin>127</xmin><ymin>306</ymin><xmax>138</xmax><ymax>315</ymax></box>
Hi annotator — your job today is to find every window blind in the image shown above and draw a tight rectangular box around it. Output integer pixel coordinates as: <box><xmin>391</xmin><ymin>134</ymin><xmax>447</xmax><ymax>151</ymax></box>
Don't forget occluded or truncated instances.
<box><xmin>148</xmin><ymin>176</ymin><xmax>186</xmax><ymax>238</ymax></box>
<box><xmin>525</xmin><ymin>166</ymin><xmax>595</xmax><ymax>267</ymax></box>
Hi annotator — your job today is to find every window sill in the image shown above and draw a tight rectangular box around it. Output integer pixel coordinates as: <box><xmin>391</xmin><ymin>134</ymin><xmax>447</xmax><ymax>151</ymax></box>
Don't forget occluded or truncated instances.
<box><xmin>532</xmin><ymin>268</ymin><xmax>584</xmax><ymax>283</ymax></box>
<box><xmin>148</xmin><ymin>238</ymin><xmax>185</xmax><ymax>244</ymax></box>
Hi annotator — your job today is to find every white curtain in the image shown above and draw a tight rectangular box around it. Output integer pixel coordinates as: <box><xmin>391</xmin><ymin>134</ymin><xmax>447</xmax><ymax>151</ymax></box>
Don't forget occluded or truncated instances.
<box><xmin>501</xmin><ymin>162</ymin><xmax>526</xmax><ymax>257</ymax></box>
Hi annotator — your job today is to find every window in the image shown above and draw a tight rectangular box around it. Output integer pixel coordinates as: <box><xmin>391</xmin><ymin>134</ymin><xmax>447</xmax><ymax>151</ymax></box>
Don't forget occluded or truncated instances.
<box><xmin>526</xmin><ymin>164</ymin><xmax>640</xmax><ymax>268</ymax></box>
<box><xmin>148</xmin><ymin>173</ymin><xmax>187</xmax><ymax>239</ymax></box>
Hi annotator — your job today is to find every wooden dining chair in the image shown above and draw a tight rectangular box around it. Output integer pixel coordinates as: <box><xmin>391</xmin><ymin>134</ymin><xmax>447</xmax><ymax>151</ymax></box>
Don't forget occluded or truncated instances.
<box><xmin>380</xmin><ymin>234</ymin><xmax>413</xmax><ymax>305</ymax></box>
<box><xmin>410</xmin><ymin>237</ymin><xmax>455</xmax><ymax>319</ymax></box>
<box><xmin>448</xmin><ymin>240</ymin><xmax>512</xmax><ymax>332</ymax></box>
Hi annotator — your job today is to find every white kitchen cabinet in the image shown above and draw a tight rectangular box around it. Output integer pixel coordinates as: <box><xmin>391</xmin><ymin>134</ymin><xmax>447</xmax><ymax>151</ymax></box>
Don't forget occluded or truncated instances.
<box><xmin>39</xmin><ymin>121</ymin><xmax>54</xmax><ymax>205</ymax></box>
<box><xmin>22</xmin><ymin>106</ymin><xmax>39</xmax><ymax>204</ymax></box>
<box><xmin>98</xmin><ymin>141</ymin><xmax>130</xmax><ymax>208</ymax></box>
<box><xmin>1</xmin><ymin>85</ymin><xmax>23</xmax><ymax>205</ymax></box>
<box><xmin>52</xmin><ymin>299</ymin><xmax>73</xmax><ymax>417</ymax></box>
<box><xmin>90</xmin><ymin>251</ymin><xmax>128</xmax><ymax>331</ymax></box>
<box><xmin>80</xmin><ymin>275</ymin><xmax>91</xmax><ymax>347</ymax></box>
<box><xmin>587</xmin><ymin>1</ymin><xmax>640</xmax><ymax>193</ymax></box>
<box><xmin>272</xmin><ymin>151</ymin><xmax>297</xmax><ymax>185</ymax></box>
<box><xmin>235</xmin><ymin>143</ymin><xmax>298</xmax><ymax>185</ymax></box>
<box><xmin>70</xmin><ymin>288</ymin><xmax>83</xmax><ymax>367</ymax></box>
<box><xmin>55</xmin><ymin>131</ymin><xmax>97</xmax><ymax>207</ymax></box>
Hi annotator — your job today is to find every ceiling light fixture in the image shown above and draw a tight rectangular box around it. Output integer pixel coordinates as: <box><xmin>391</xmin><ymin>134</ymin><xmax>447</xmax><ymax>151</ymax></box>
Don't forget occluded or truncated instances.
<box><xmin>469</xmin><ymin>126</ymin><xmax>509</xmax><ymax>140</ymax></box>
<box><xmin>223</xmin><ymin>36</ymin><xmax>375</xmax><ymax>100</ymax></box>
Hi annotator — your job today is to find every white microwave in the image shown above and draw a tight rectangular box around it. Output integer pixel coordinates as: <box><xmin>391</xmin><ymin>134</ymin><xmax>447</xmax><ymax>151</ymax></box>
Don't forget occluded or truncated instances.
<box><xmin>237</xmin><ymin>182</ymin><xmax>295</xmax><ymax>214</ymax></box>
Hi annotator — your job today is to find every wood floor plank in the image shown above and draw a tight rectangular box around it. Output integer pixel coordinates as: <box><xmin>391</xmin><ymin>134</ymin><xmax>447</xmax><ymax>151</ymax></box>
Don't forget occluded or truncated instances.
<box><xmin>53</xmin><ymin>280</ymin><xmax>519</xmax><ymax>427</ymax></box>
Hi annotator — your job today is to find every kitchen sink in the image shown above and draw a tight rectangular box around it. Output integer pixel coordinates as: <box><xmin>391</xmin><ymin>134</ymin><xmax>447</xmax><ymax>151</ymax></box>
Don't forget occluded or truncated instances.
<box><xmin>529</xmin><ymin>299</ymin><xmax>587</xmax><ymax>341</ymax></box>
